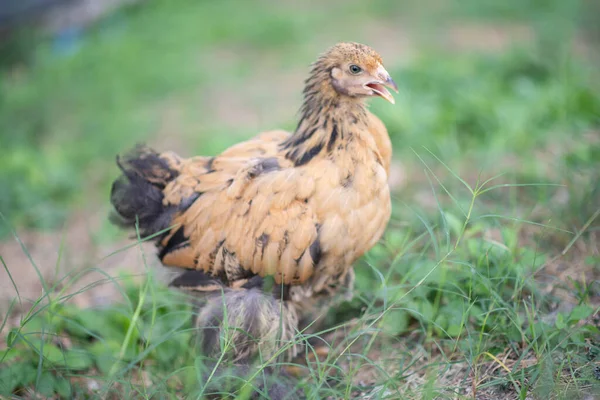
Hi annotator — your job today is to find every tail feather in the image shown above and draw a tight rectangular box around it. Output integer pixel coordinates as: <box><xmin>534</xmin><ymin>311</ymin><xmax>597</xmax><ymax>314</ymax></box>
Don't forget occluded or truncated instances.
<box><xmin>110</xmin><ymin>145</ymin><xmax>179</xmax><ymax>238</ymax></box>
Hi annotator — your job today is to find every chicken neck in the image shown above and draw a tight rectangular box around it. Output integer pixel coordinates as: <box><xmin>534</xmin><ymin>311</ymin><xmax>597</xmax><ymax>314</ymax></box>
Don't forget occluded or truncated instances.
<box><xmin>281</xmin><ymin>62</ymin><xmax>370</xmax><ymax>166</ymax></box>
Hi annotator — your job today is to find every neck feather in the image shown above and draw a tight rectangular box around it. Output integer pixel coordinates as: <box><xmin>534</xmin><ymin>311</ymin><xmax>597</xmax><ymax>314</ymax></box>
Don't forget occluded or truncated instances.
<box><xmin>281</xmin><ymin>63</ymin><xmax>367</xmax><ymax>166</ymax></box>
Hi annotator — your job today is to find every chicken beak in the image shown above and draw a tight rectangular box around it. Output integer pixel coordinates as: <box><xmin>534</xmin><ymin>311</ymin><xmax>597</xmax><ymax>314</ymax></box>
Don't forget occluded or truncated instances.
<box><xmin>366</xmin><ymin>65</ymin><xmax>398</xmax><ymax>104</ymax></box>
<box><xmin>384</xmin><ymin>75</ymin><xmax>399</xmax><ymax>93</ymax></box>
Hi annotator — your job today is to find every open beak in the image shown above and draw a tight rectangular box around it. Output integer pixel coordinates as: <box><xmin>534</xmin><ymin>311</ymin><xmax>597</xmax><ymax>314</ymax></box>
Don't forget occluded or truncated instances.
<box><xmin>365</xmin><ymin>65</ymin><xmax>398</xmax><ymax>104</ymax></box>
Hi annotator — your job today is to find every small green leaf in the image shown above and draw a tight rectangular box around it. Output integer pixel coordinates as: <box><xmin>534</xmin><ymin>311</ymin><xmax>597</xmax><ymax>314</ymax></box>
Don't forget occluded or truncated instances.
<box><xmin>443</xmin><ymin>211</ymin><xmax>463</xmax><ymax>237</ymax></box>
<box><xmin>41</xmin><ymin>345</ymin><xmax>93</xmax><ymax>371</ymax></box>
<box><xmin>63</xmin><ymin>309</ymin><xmax>124</xmax><ymax>341</ymax></box>
<box><xmin>407</xmin><ymin>260</ymin><xmax>443</xmax><ymax>285</ymax></box>
<box><xmin>63</xmin><ymin>349</ymin><xmax>94</xmax><ymax>371</ymax></box>
<box><xmin>178</xmin><ymin>366</ymin><xmax>199</xmax><ymax>391</ymax></box>
<box><xmin>584</xmin><ymin>256</ymin><xmax>598</xmax><ymax>265</ymax></box>
<box><xmin>582</xmin><ymin>324</ymin><xmax>600</xmax><ymax>335</ymax></box>
<box><xmin>501</xmin><ymin>227</ymin><xmax>519</xmax><ymax>251</ymax></box>
<box><xmin>0</xmin><ymin>361</ymin><xmax>38</xmax><ymax>394</ymax></box>
<box><xmin>419</xmin><ymin>300</ymin><xmax>435</xmax><ymax>321</ymax></box>
<box><xmin>36</xmin><ymin>371</ymin><xmax>56</xmax><ymax>397</ymax></box>
<box><xmin>0</xmin><ymin>347</ymin><xmax>20</xmax><ymax>363</ymax></box>
<box><xmin>569</xmin><ymin>305</ymin><xmax>594</xmax><ymax>324</ymax></box>
<box><xmin>382</xmin><ymin>309</ymin><xmax>409</xmax><ymax>335</ymax></box>
<box><xmin>366</xmin><ymin>243</ymin><xmax>388</xmax><ymax>262</ymax></box>
<box><xmin>507</xmin><ymin>326</ymin><xmax>522</xmax><ymax>342</ymax></box>
<box><xmin>88</xmin><ymin>340</ymin><xmax>121</xmax><ymax>358</ymax></box>
<box><xmin>154</xmin><ymin>341</ymin><xmax>179</xmax><ymax>364</ymax></box>
<box><xmin>555</xmin><ymin>313</ymin><xmax>565</xmax><ymax>329</ymax></box>
<box><xmin>517</xmin><ymin>248</ymin><xmax>546</xmax><ymax>271</ymax></box>
<box><xmin>89</xmin><ymin>341</ymin><xmax>121</xmax><ymax>374</ymax></box>
<box><xmin>385</xmin><ymin>230</ymin><xmax>405</xmax><ymax>249</ymax></box>
<box><xmin>42</xmin><ymin>344</ymin><xmax>66</xmax><ymax>364</ymax></box>
<box><xmin>469</xmin><ymin>305</ymin><xmax>485</xmax><ymax>324</ymax></box>
<box><xmin>21</xmin><ymin>363</ymin><xmax>38</xmax><ymax>385</ymax></box>
<box><xmin>407</xmin><ymin>299</ymin><xmax>434</xmax><ymax>322</ymax></box>
<box><xmin>0</xmin><ymin>367</ymin><xmax>18</xmax><ymax>394</ymax></box>
<box><xmin>95</xmin><ymin>354</ymin><xmax>115</xmax><ymax>375</ymax></box>
<box><xmin>21</xmin><ymin>316</ymin><xmax>46</xmax><ymax>335</ymax></box>
<box><xmin>434</xmin><ymin>314</ymin><xmax>448</xmax><ymax>336</ymax></box>
<box><xmin>446</xmin><ymin>324</ymin><xmax>463</xmax><ymax>337</ymax></box>
<box><xmin>55</xmin><ymin>376</ymin><xmax>72</xmax><ymax>398</ymax></box>
<box><xmin>6</xmin><ymin>329</ymin><xmax>19</xmax><ymax>347</ymax></box>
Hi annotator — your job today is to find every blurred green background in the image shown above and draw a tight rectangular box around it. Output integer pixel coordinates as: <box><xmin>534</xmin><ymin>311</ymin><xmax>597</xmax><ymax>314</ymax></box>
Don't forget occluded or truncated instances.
<box><xmin>0</xmin><ymin>0</ymin><xmax>598</xmax><ymax>274</ymax></box>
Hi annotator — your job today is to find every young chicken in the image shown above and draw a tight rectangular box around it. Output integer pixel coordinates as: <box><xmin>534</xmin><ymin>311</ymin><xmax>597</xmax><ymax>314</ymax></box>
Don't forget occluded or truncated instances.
<box><xmin>110</xmin><ymin>42</ymin><xmax>396</xmax><ymax>363</ymax></box>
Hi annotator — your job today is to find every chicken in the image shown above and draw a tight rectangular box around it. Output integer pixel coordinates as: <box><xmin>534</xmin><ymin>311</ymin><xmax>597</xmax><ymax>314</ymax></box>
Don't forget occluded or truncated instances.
<box><xmin>110</xmin><ymin>42</ymin><xmax>396</xmax><ymax>363</ymax></box>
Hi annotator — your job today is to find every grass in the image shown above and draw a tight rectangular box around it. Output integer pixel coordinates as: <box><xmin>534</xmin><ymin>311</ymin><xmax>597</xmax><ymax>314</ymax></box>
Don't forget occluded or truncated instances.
<box><xmin>1</xmin><ymin>0</ymin><xmax>600</xmax><ymax>398</ymax></box>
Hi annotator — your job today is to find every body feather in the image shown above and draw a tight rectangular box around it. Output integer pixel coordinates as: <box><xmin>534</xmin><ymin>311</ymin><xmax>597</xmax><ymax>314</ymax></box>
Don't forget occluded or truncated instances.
<box><xmin>110</xmin><ymin>42</ymin><xmax>394</xmax><ymax>363</ymax></box>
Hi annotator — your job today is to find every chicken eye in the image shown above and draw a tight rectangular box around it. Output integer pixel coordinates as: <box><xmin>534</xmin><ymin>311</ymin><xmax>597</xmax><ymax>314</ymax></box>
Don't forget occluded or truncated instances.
<box><xmin>349</xmin><ymin>64</ymin><xmax>362</xmax><ymax>75</ymax></box>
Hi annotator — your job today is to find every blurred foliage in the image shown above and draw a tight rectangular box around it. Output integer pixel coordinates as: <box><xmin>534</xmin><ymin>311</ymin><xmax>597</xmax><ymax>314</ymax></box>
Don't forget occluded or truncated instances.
<box><xmin>0</xmin><ymin>0</ymin><xmax>598</xmax><ymax>236</ymax></box>
<box><xmin>378</xmin><ymin>49</ymin><xmax>599</xmax><ymax>151</ymax></box>
<box><xmin>0</xmin><ymin>279</ymin><xmax>197</xmax><ymax>398</ymax></box>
